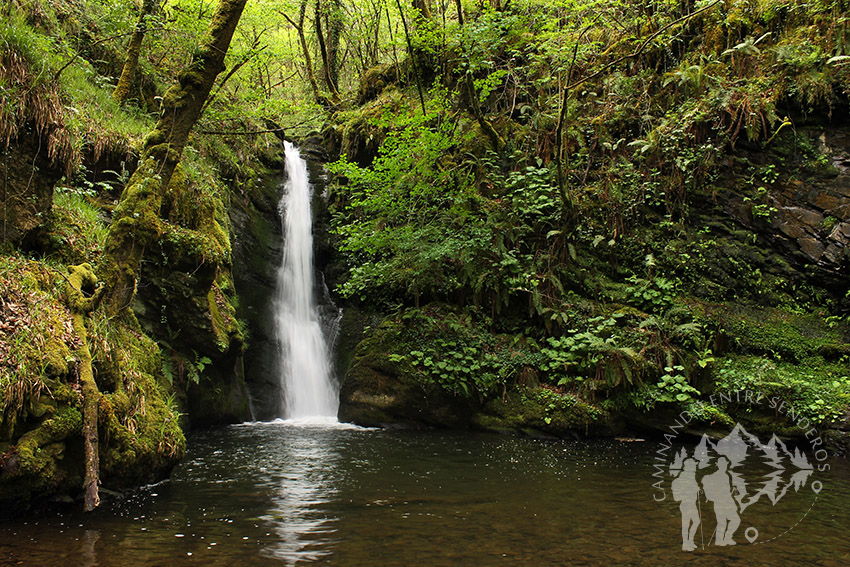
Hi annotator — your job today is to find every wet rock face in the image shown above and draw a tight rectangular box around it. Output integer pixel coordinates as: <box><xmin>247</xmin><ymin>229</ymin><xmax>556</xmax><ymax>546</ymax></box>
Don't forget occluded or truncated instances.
<box><xmin>0</xmin><ymin>132</ymin><xmax>63</xmax><ymax>246</ymax></box>
<box><xmin>771</xmin><ymin>130</ymin><xmax>850</xmax><ymax>270</ymax></box>
<box><xmin>134</xmin><ymin>254</ymin><xmax>251</xmax><ymax>427</ymax></box>
<box><xmin>721</xmin><ymin>127</ymin><xmax>850</xmax><ymax>295</ymax></box>
<box><xmin>229</xmin><ymin>174</ymin><xmax>283</xmax><ymax>420</ymax></box>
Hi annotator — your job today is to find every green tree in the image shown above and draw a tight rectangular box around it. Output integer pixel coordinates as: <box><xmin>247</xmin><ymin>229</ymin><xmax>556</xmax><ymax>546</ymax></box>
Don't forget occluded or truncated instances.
<box><xmin>112</xmin><ymin>0</ymin><xmax>159</xmax><ymax>105</ymax></box>
<box><xmin>102</xmin><ymin>0</ymin><xmax>248</xmax><ymax>317</ymax></box>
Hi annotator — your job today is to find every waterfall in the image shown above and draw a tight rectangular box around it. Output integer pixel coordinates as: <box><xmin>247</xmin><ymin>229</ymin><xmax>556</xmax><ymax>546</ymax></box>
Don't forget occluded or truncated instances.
<box><xmin>274</xmin><ymin>142</ymin><xmax>338</xmax><ymax>420</ymax></box>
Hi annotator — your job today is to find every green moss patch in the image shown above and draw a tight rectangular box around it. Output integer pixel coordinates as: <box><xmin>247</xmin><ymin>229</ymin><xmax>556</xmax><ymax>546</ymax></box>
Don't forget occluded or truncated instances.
<box><xmin>698</xmin><ymin>303</ymin><xmax>849</xmax><ymax>362</ymax></box>
<box><xmin>713</xmin><ymin>355</ymin><xmax>850</xmax><ymax>425</ymax></box>
<box><xmin>0</xmin><ymin>255</ymin><xmax>79</xmax><ymax>438</ymax></box>
<box><xmin>475</xmin><ymin>386</ymin><xmax>608</xmax><ymax>436</ymax></box>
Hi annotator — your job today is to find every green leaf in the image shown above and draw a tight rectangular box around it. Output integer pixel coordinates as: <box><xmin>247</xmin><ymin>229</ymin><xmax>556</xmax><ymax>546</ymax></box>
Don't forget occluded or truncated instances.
<box><xmin>827</xmin><ymin>55</ymin><xmax>850</xmax><ymax>65</ymax></box>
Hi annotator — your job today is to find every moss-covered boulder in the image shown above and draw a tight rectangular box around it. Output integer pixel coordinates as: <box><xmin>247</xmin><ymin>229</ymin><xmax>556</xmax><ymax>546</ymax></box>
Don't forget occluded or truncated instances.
<box><xmin>357</xmin><ymin>63</ymin><xmax>400</xmax><ymax>105</ymax></box>
<box><xmin>0</xmin><ymin>256</ymin><xmax>185</xmax><ymax>514</ymax></box>
<box><xmin>473</xmin><ymin>387</ymin><xmax>620</xmax><ymax>438</ymax></box>
<box><xmin>325</xmin><ymin>88</ymin><xmax>403</xmax><ymax>166</ymax></box>
<box><xmin>338</xmin><ymin>318</ymin><xmax>475</xmax><ymax>428</ymax></box>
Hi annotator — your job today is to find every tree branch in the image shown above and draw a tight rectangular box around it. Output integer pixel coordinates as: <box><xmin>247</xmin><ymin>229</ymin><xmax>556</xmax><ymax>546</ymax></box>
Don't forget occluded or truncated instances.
<box><xmin>563</xmin><ymin>0</ymin><xmax>722</xmax><ymax>94</ymax></box>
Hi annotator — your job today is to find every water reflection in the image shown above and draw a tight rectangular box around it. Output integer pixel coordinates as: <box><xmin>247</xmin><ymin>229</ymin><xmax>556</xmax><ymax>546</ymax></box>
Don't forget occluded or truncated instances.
<box><xmin>0</xmin><ymin>428</ymin><xmax>847</xmax><ymax>566</ymax></box>
<box><xmin>80</xmin><ymin>529</ymin><xmax>100</xmax><ymax>567</ymax></box>
<box><xmin>252</xmin><ymin>419</ymin><xmax>353</xmax><ymax>565</ymax></box>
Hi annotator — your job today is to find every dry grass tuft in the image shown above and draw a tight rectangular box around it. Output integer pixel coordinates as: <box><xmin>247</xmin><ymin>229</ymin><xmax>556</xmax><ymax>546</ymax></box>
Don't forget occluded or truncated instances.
<box><xmin>0</xmin><ymin>15</ymin><xmax>80</xmax><ymax>173</ymax></box>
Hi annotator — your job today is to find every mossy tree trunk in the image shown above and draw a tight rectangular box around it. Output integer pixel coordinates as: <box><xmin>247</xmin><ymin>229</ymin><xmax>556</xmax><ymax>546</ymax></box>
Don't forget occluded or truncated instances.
<box><xmin>101</xmin><ymin>0</ymin><xmax>248</xmax><ymax>316</ymax></box>
<box><xmin>65</xmin><ymin>264</ymin><xmax>104</xmax><ymax>512</ymax></box>
<box><xmin>325</xmin><ymin>0</ymin><xmax>343</xmax><ymax>92</ymax></box>
<box><xmin>112</xmin><ymin>0</ymin><xmax>158</xmax><ymax>105</ymax></box>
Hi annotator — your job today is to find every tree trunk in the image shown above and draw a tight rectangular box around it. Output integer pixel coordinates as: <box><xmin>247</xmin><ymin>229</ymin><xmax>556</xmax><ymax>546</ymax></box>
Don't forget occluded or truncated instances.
<box><xmin>113</xmin><ymin>0</ymin><xmax>157</xmax><ymax>105</ymax></box>
<box><xmin>65</xmin><ymin>264</ymin><xmax>104</xmax><ymax>512</ymax></box>
<box><xmin>412</xmin><ymin>0</ymin><xmax>431</xmax><ymax>20</ymax></box>
<box><xmin>280</xmin><ymin>4</ymin><xmax>325</xmax><ymax>106</ymax></box>
<box><xmin>315</xmin><ymin>0</ymin><xmax>340</xmax><ymax>101</ymax></box>
<box><xmin>395</xmin><ymin>0</ymin><xmax>426</xmax><ymax>115</ymax></box>
<box><xmin>101</xmin><ymin>0</ymin><xmax>247</xmax><ymax>316</ymax></box>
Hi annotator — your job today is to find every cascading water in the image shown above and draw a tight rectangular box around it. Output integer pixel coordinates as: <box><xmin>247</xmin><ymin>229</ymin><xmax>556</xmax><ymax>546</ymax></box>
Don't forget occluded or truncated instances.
<box><xmin>274</xmin><ymin>141</ymin><xmax>338</xmax><ymax>420</ymax></box>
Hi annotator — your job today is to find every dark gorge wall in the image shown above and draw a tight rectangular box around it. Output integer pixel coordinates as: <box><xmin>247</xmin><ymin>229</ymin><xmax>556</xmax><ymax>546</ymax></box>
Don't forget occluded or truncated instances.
<box><xmin>0</xmin><ymin>131</ymin><xmax>63</xmax><ymax>247</ymax></box>
<box><xmin>230</xmin><ymin>172</ymin><xmax>285</xmax><ymax>420</ymax></box>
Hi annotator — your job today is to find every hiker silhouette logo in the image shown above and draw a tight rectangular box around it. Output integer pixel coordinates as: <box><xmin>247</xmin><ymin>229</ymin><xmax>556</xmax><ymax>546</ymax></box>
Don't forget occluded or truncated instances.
<box><xmin>651</xmin><ymin>392</ymin><xmax>829</xmax><ymax>551</ymax></box>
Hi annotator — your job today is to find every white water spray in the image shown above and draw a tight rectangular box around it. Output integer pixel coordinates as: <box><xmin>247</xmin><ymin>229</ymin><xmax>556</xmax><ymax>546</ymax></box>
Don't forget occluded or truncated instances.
<box><xmin>274</xmin><ymin>142</ymin><xmax>338</xmax><ymax>420</ymax></box>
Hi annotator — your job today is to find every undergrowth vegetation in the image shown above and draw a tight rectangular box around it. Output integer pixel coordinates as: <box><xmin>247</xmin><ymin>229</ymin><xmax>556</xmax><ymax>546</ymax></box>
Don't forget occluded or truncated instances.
<box><xmin>328</xmin><ymin>0</ymin><xmax>850</xmax><ymax>431</ymax></box>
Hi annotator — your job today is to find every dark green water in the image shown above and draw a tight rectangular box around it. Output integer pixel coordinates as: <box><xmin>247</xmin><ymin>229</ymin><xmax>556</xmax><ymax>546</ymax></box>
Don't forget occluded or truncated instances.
<box><xmin>1</xmin><ymin>422</ymin><xmax>848</xmax><ymax>566</ymax></box>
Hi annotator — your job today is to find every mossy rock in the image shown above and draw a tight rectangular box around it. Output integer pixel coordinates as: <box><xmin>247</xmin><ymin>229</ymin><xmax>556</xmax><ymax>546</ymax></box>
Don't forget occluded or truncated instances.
<box><xmin>697</xmin><ymin>304</ymin><xmax>850</xmax><ymax>362</ymax></box>
<box><xmin>473</xmin><ymin>387</ymin><xmax>621</xmax><ymax>437</ymax></box>
<box><xmin>338</xmin><ymin>319</ymin><xmax>475</xmax><ymax>428</ymax></box>
<box><xmin>333</xmin><ymin>88</ymin><xmax>403</xmax><ymax>167</ymax></box>
<box><xmin>357</xmin><ymin>63</ymin><xmax>400</xmax><ymax>105</ymax></box>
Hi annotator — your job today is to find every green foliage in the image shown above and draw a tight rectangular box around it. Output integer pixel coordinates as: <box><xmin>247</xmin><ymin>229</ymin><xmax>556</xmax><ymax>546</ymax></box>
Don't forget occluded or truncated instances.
<box><xmin>714</xmin><ymin>355</ymin><xmax>850</xmax><ymax>424</ymax></box>
<box><xmin>657</xmin><ymin>365</ymin><xmax>701</xmax><ymax>403</ymax></box>
<box><xmin>539</xmin><ymin>313</ymin><xmax>644</xmax><ymax>391</ymax></box>
<box><xmin>158</xmin><ymin>346</ymin><xmax>213</xmax><ymax>386</ymax></box>
<box><xmin>392</xmin><ymin>342</ymin><xmax>502</xmax><ymax>398</ymax></box>
<box><xmin>624</xmin><ymin>275</ymin><xmax>677</xmax><ymax>314</ymax></box>
<box><xmin>188</xmin><ymin>351</ymin><xmax>213</xmax><ymax>385</ymax></box>
<box><xmin>630</xmin><ymin>367</ymin><xmax>702</xmax><ymax>411</ymax></box>
<box><xmin>47</xmin><ymin>191</ymin><xmax>109</xmax><ymax>264</ymax></box>
<box><xmin>387</xmin><ymin>307</ymin><xmax>531</xmax><ymax>398</ymax></box>
<box><xmin>328</xmin><ymin>96</ymin><xmax>489</xmax><ymax>304</ymax></box>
